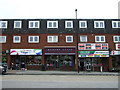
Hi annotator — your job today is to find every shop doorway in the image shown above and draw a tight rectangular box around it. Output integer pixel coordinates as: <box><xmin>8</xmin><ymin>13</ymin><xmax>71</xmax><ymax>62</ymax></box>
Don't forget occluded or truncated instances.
<box><xmin>85</xmin><ymin>58</ymin><xmax>92</xmax><ymax>71</ymax></box>
<box><xmin>79</xmin><ymin>58</ymin><xmax>85</xmax><ymax>71</ymax></box>
<box><xmin>20</xmin><ymin>56</ymin><xmax>26</xmax><ymax>69</ymax></box>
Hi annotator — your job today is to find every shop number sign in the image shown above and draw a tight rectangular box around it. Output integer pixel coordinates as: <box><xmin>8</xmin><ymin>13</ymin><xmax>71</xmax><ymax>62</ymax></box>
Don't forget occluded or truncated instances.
<box><xmin>78</xmin><ymin>51</ymin><xmax>109</xmax><ymax>57</ymax></box>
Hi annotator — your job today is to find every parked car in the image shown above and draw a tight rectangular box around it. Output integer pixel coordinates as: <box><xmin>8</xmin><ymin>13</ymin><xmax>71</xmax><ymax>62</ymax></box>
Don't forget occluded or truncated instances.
<box><xmin>0</xmin><ymin>66</ymin><xmax>6</xmax><ymax>75</ymax></box>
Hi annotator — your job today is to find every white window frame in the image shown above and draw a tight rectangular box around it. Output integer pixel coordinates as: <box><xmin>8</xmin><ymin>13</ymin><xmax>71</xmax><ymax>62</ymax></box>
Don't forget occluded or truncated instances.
<box><xmin>0</xmin><ymin>21</ymin><xmax>7</xmax><ymax>28</ymax></box>
<box><xmin>112</xmin><ymin>21</ymin><xmax>120</xmax><ymax>28</ymax></box>
<box><xmin>95</xmin><ymin>36</ymin><xmax>105</xmax><ymax>42</ymax></box>
<box><xmin>28</xmin><ymin>36</ymin><xmax>39</xmax><ymax>43</ymax></box>
<box><xmin>47</xmin><ymin>36</ymin><xmax>58</xmax><ymax>43</ymax></box>
<box><xmin>29</xmin><ymin>21</ymin><xmax>40</xmax><ymax>28</ymax></box>
<box><xmin>47</xmin><ymin>21</ymin><xmax>58</xmax><ymax>28</ymax></box>
<box><xmin>80</xmin><ymin>36</ymin><xmax>87</xmax><ymax>42</ymax></box>
<box><xmin>13</xmin><ymin>36</ymin><xmax>21</xmax><ymax>43</ymax></box>
<box><xmin>113</xmin><ymin>36</ymin><xmax>120</xmax><ymax>42</ymax></box>
<box><xmin>65</xmin><ymin>21</ymin><xmax>73</xmax><ymax>28</ymax></box>
<box><xmin>0</xmin><ymin>36</ymin><xmax>6</xmax><ymax>43</ymax></box>
<box><xmin>66</xmin><ymin>36</ymin><xmax>73</xmax><ymax>43</ymax></box>
<box><xmin>79</xmin><ymin>21</ymin><xmax>87</xmax><ymax>28</ymax></box>
<box><xmin>14</xmin><ymin>21</ymin><xmax>22</xmax><ymax>28</ymax></box>
<box><xmin>94</xmin><ymin>21</ymin><xmax>105</xmax><ymax>28</ymax></box>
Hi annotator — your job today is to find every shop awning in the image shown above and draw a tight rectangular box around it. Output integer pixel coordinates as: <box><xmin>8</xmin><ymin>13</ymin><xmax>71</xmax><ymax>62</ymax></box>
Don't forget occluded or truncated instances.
<box><xmin>10</xmin><ymin>49</ymin><xmax>42</xmax><ymax>55</ymax></box>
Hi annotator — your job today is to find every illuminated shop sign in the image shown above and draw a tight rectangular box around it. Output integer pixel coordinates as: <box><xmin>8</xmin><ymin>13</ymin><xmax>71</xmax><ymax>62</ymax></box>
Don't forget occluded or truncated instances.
<box><xmin>78</xmin><ymin>43</ymin><xmax>108</xmax><ymax>50</ymax></box>
<box><xmin>44</xmin><ymin>47</ymin><xmax>75</xmax><ymax>55</ymax></box>
<box><xmin>78</xmin><ymin>51</ymin><xmax>109</xmax><ymax>57</ymax></box>
<box><xmin>111</xmin><ymin>51</ymin><xmax>120</xmax><ymax>55</ymax></box>
<box><xmin>10</xmin><ymin>49</ymin><xmax>42</xmax><ymax>55</ymax></box>
<box><xmin>116</xmin><ymin>44</ymin><xmax>120</xmax><ymax>50</ymax></box>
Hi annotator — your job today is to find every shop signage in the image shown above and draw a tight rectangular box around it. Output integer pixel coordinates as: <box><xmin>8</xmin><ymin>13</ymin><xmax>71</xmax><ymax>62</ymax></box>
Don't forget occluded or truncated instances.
<box><xmin>78</xmin><ymin>43</ymin><xmax>108</xmax><ymax>50</ymax></box>
<box><xmin>78</xmin><ymin>51</ymin><xmax>109</xmax><ymax>57</ymax></box>
<box><xmin>10</xmin><ymin>49</ymin><xmax>42</xmax><ymax>55</ymax></box>
<box><xmin>111</xmin><ymin>51</ymin><xmax>120</xmax><ymax>55</ymax></box>
<box><xmin>44</xmin><ymin>47</ymin><xmax>75</xmax><ymax>55</ymax></box>
<box><xmin>116</xmin><ymin>44</ymin><xmax>120</xmax><ymax>50</ymax></box>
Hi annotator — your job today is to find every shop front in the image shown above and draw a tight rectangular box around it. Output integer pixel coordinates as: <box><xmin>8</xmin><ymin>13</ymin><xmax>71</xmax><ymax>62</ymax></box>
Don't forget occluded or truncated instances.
<box><xmin>44</xmin><ymin>47</ymin><xmax>76</xmax><ymax>71</ymax></box>
<box><xmin>78</xmin><ymin>51</ymin><xmax>109</xmax><ymax>72</ymax></box>
<box><xmin>10</xmin><ymin>49</ymin><xmax>42</xmax><ymax>70</ymax></box>
<box><xmin>111</xmin><ymin>51</ymin><xmax>120</xmax><ymax>71</ymax></box>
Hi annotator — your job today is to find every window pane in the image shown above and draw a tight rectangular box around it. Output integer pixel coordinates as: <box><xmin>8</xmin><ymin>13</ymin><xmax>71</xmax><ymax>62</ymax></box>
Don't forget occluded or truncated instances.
<box><xmin>30</xmin><ymin>22</ymin><xmax>34</xmax><ymax>27</ymax></box>
<box><xmin>95</xmin><ymin>22</ymin><xmax>99</xmax><ymax>27</ymax></box>
<box><xmin>80</xmin><ymin>36</ymin><xmax>87</xmax><ymax>42</ymax></box>
<box><xmin>119</xmin><ymin>37</ymin><xmax>120</xmax><ymax>41</ymax></box>
<box><xmin>15</xmin><ymin>22</ymin><xmax>20</xmax><ymax>27</ymax></box>
<box><xmin>1</xmin><ymin>22</ymin><xmax>6</xmax><ymax>27</ymax></box>
<box><xmin>67</xmin><ymin>22</ymin><xmax>71</xmax><ymax>27</ymax></box>
<box><xmin>113</xmin><ymin>22</ymin><xmax>117</xmax><ymax>27</ymax></box>
<box><xmin>49</xmin><ymin>22</ymin><xmax>52</xmax><ymax>27</ymax></box>
<box><xmin>67</xmin><ymin>37</ymin><xmax>72</xmax><ymax>41</ymax></box>
<box><xmin>48</xmin><ymin>37</ymin><xmax>52</xmax><ymax>42</ymax></box>
<box><xmin>34</xmin><ymin>37</ymin><xmax>38</xmax><ymax>41</ymax></box>
<box><xmin>101</xmin><ymin>37</ymin><xmax>104</xmax><ymax>41</ymax></box>
<box><xmin>35</xmin><ymin>22</ymin><xmax>38</xmax><ymax>27</ymax></box>
<box><xmin>100</xmin><ymin>22</ymin><xmax>103</xmax><ymax>27</ymax></box>
<box><xmin>81</xmin><ymin>22</ymin><xmax>85</xmax><ymax>27</ymax></box>
<box><xmin>0</xmin><ymin>36</ymin><xmax>5</xmax><ymax>42</ymax></box>
<box><xmin>53</xmin><ymin>36</ymin><xmax>57</xmax><ymax>42</ymax></box>
<box><xmin>53</xmin><ymin>22</ymin><xmax>56</xmax><ymax>27</ymax></box>
<box><xmin>115</xmin><ymin>37</ymin><xmax>118</xmax><ymax>41</ymax></box>
<box><xmin>15</xmin><ymin>37</ymin><xmax>19</xmax><ymax>41</ymax></box>
<box><xmin>30</xmin><ymin>37</ymin><xmax>33</xmax><ymax>41</ymax></box>
<box><xmin>118</xmin><ymin>22</ymin><xmax>120</xmax><ymax>27</ymax></box>
<box><xmin>96</xmin><ymin>37</ymin><xmax>99</xmax><ymax>41</ymax></box>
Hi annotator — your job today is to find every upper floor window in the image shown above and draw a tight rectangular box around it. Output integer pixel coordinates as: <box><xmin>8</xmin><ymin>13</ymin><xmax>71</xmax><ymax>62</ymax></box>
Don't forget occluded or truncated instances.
<box><xmin>113</xmin><ymin>36</ymin><xmax>120</xmax><ymax>42</ymax></box>
<box><xmin>29</xmin><ymin>21</ymin><xmax>40</xmax><ymax>28</ymax></box>
<box><xmin>65</xmin><ymin>21</ymin><xmax>73</xmax><ymax>28</ymax></box>
<box><xmin>66</xmin><ymin>36</ymin><xmax>73</xmax><ymax>43</ymax></box>
<box><xmin>80</xmin><ymin>36</ymin><xmax>87</xmax><ymax>42</ymax></box>
<box><xmin>79</xmin><ymin>21</ymin><xmax>87</xmax><ymax>28</ymax></box>
<box><xmin>28</xmin><ymin>36</ymin><xmax>39</xmax><ymax>43</ymax></box>
<box><xmin>94</xmin><ymin>21</ymin><xmax>105</xmax><ymax>28</ymax></box>
<box><xmin>0</xmin><ymin>21</ymin><xmax>7</xmax><ymax>28</ymax></box>
<box><xmin>95</xmin><ymin>36</ymin><xmax>105</xmax><ymax>42</ymax></box>
<box><xmin>0</xmin><ymin>36</ymin><xmax>6</xmax><ymax>43</ymax></box>
<box><xmin>47</xmin><ymin>36</ymin><xmax>58</xmax><ymax>43</ymax></box>
<box><xmin>14</xmin><ymin>21</ymin><xmax>22</xmax><ymax>28</ymax></box>
<box><xmin>47</xmin><ymin>21</ymin><xmax>58</xmax><ymax>28</ymax></box>
<box><xmin>112</xmin><ymin>21</ymin><xmax>120</xmax><ymax>28</ymax></box>
<box><xmin>13</xmin><ymin>36</ymin><xmax>21</xmax><ymax>43</ymax></box>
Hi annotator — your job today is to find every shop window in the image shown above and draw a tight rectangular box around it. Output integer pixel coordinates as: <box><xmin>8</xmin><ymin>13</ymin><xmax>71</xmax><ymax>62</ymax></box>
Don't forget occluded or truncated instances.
<box><xmin>47</xmin><ymin>21</ymin><xmax>58</xmax><ymax>28</ymax></box>
<box><xmin>0</xmin><ymin>36</ymin><xmax>6</xmax><ymax>43</ymax></box>
<box><xmin>79</xmin><ymin>21</ymin><xmax>87</xmax><ymax>28</ymax></box>
<box><xmin>27</xmin><ymin>56</ymin><xmax>42</xmax><ymax>65</ymax></box>
<box><xmin>0</xmin><ymin>21</ymin><xmax>7</xmax><ymax>28</ymax></box>
<box><xmin>13</xmin><ymin>36</ymin><xmax>21</xmax><ymax>43</ymax></box>
<box><xmin>94</xmin><ymin>21</ymin><xmax>105</xmax><ymax>28</ymax></box>
<box><xmin>66</xmin><ymin>36</ymin><xmax>73</xmax><ymax>43</ymax></box>
<box><xmin>14</xmin><ymin>21</ymin><xmax>22</xmax><ymax>28</ymax></box>
<box><xmin>80</xmin><ymin>36</ymin><xmax>87</xmax><ymax>42</ymax></box>
<box><xmin>29</xmin><ymin>21</ymin><xmax>40</xmax><ymax>28</ymax></box>
<box><xmin>47</xmin><ymin>36</ymin><xmax>58</xmax><ymax>43</ymax></box>
<box><xmin>28</xmin><ymin>36</ymin><xmax>39</xmax><ymax>43</ymax></box>
<box><xmin>65</xmin><ymin>21</ymin><xmax>73</xmax><ymax>28</ymax></box>
<box><xmin>95</xmin><ymin>36</ymin><xmax>105</xmax><ymax>42</ymax></box>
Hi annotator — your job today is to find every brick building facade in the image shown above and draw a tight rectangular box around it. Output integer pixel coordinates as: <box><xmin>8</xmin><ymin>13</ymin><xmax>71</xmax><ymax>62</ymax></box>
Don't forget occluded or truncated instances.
<box><xmin>0</xmin><ymin>19</ymin><xmax>120</xmax><ymax>71</ymax></box>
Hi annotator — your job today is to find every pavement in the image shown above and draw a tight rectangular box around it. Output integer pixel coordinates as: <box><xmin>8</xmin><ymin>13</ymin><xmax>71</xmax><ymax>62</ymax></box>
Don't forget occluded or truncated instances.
<box><xmin>5</xmin><ymin>70</ymin><xmax>119</xmax><ymax>76</ymax></box>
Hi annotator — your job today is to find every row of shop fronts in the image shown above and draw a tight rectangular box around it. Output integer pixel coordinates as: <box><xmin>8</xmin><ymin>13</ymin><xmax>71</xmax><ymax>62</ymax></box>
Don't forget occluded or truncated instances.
<box><xmin>2</xmin><ymin>44</ymin><xmax>120</xmax><ymax>72</ymax></box>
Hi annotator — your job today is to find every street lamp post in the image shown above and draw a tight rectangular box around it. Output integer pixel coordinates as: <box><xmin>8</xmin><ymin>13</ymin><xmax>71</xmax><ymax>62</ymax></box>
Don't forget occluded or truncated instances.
<box><xmin>75</xmin><ymin>9</ymin><xmax>79</xmax><ymax>73</ymax></box>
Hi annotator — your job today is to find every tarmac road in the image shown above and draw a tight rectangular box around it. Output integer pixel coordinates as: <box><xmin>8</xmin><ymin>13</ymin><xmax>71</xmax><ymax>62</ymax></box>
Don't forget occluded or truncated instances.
<box><xmin>1</xmin><ymin>75</ymin><xmax>119</xmax><ymax>88</ymax></box>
